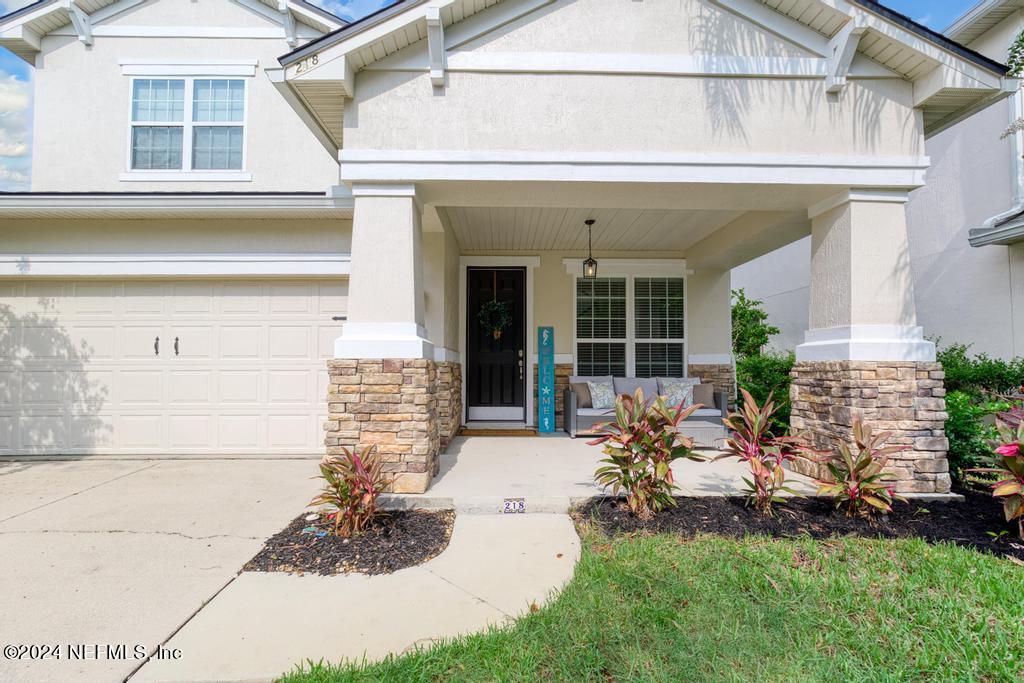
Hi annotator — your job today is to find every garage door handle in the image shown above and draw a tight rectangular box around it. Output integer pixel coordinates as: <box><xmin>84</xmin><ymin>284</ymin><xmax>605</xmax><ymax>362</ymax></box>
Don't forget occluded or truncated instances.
<box><xmin>174</xmin><ymin>337</ymin><xmax>179</xmax><ymax>356</ymax></box>
<box><xmin>154</xmin><ymin>336</ymin><xmax>159</xmax><ymax>356</ymax></box>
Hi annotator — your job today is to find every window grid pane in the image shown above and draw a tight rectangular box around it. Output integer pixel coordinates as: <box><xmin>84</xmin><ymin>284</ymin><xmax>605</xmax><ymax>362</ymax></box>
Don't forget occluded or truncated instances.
<box><xmin>131</xmin><ymin>126</ymin><xmax>183</xmax><ymax>170</ymax></box>
<box><xmin>576</xmin><ymin>343</ymin><xmax>627</xmax><ymax>377</ymax></box>
<box><xmin>192</xmin><ymin>79</ymin><xmax>245</xmax><ymax>122</ymax></box>
<box><xmin>635</xmin><ymin>343</ymin><xmax>685</xmax><ymax>379</ymax></box>
<box><xmin>192</xmin><ymin>126</ymin><xmax>244</xmax><ymax>170</ymax></box>
<box><xmin>634</xmin><ymin>277</ymin><xmax>685</xmax><ymax>340</ymax></box>
<box><xmin>132</xmin><ymin>79</ymin><xmax>184</xmax><ymax>122</ymax></box>
<box><xmin>576</xmin><ymin>277</ymin><xmax>626</xmax><ymax>340</ymax></box>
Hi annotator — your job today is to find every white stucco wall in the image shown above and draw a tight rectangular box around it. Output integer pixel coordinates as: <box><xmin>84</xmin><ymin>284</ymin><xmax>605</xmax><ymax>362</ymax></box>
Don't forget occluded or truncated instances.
<box><xmin>732</xmin><ymin>10</ymin><xmax>1024</xmax><ymax>359</ymax></box>
<box><xmin>347</xmin><ymin>0</ymin><xmax>923</xmax><ymax>159</ymax></box>
<box><xmin>29</xmin><ymin>0</ymin><xmax>339</xmax><ymax>192</ymax></box>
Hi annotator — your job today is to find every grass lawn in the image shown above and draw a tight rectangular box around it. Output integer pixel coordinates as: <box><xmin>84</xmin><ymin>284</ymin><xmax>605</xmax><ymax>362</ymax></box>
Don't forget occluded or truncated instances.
<box><xmin>281</xmin><ymin>524</ymin><xmax>1024</xmax><ymax>682</ymax></box>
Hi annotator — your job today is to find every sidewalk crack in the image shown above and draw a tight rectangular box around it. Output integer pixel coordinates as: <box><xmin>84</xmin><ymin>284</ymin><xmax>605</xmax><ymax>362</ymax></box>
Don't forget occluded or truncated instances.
<box><xmin>0</xmin><ymin>528</ymin><xmax>264</xmax><ymax>541</ymax></box>
<box><xmin>423</xmin><ymin>567</ymin><xmax>513</xmax><ymax>619</ymax></box>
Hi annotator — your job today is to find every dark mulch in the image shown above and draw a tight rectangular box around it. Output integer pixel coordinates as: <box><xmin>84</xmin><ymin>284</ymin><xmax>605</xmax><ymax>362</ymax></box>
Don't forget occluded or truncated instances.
<box><xmin>578</xmin><ymin>489</ymin><xmax>1024</xmax><ymax>563</ymax></box>
<box><xmin>244</xmin><ymin>509</ymin><xmax>455</xmax><ymax>576</ymax></box>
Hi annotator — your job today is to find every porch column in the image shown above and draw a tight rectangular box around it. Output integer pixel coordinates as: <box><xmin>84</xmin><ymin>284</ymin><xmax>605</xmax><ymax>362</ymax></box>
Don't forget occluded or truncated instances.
<box><xmin>325</xmin><ymin>184</ymin><xmax>440</xmax><ymax>494</ymax></box>
<box><xmin>687</xmin><ymin>269</ymin><xmax>736</xmax><ymax>403</ymax></box>
<box><xmin>791</xmin><ymin>190</ymin><xmax>951</xmax><ymax>495</ymax></box>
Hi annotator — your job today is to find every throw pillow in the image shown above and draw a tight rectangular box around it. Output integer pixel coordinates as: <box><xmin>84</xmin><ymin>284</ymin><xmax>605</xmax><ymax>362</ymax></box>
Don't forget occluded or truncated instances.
<box><xmin>587</xmin><ymin>380</ymin><xmax>617</xmax><ymax>410</ymax></box>
<box><xmin>692</xmin><ymin>382</ymin><xmax>715</xmax><ymax>408</ymax></box>
<box><xmin>660</xmin><ymin>378</ymin><xmax>695</xmax><ymax>409</ymax></box>
<box><xmin>570</xmin><ymin>382</ymin><xmax>593</xmax><ymax>408</ymax></box>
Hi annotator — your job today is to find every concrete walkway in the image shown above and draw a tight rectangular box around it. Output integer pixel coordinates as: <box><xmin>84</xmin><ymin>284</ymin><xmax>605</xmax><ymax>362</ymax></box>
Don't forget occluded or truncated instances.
<box><xmin>384</xmin><ymin>435</ymin><xmax>817</xmax><ymax>512</ymax></box>
<box><xmin>134</xmin><ymin>513</ymin><xmax>580</xmax><ymax>682</ymax></box>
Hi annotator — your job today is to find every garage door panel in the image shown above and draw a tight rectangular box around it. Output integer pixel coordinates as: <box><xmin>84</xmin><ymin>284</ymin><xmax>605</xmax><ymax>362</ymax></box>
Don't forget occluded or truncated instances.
<box><xmin>220</xmin><ymin>370</ymin><xmax>261</xmax><ymax>405</ymax></box>
<box><xmin>220</xmin><ymin>283</ymin><xmax>262</xmax><ymax>314</ymax></box>
<box><xmin>169</xmin><ymin>370</ymin><xmax>213</xmax><ymax>405</ymax></box>
<box><xmin>1</xmin><ymin>278</ymin><xmax>345</xmax><ymax>455</ymax></box>
<box><xmin>219</xmin><ymin>415</ymin><xmax>260</xmax><ymax>449</ymax></box>
<box><xmin>268</xmin><ymin>415</ymin><xmax>312</xmax><ymax>449</ymax></box>
<box><xmin>19</xmin><ymin>414</ymin><xmax>65</xmax><ymax>449</ymax></box>
<box><xmin>119</xmin><ymin>371</ymin><xmax>163</xmax><ymax>405</ymax></box>
<box><xmin>122</xmin><ymin>283</ymin><xmax>166</xmax><ymax>315</ymax></box>
<box><xmin>269</xmin><ymin>326</ymin><xmax>311</xmax><ymax>359</ymax></box>
<box><xmin>268</xmin><ymin>370</ymin><xmax>311</xmax><ymax>405</ymax></box>
<box><xmin>171</xmin><ymin>326</ymin><xmax>213</xmax><ymax>359</ymax></box>
<box><xmin>168</xmin><ymin>415</ymin><xmax>212</xmax><ymax>448</ymax></box>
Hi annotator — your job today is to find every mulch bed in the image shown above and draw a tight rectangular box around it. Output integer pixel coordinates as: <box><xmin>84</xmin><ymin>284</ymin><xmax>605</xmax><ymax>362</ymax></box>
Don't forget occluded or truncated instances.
<box><xmin>244</xmin><ymin>509</ymin><xmax>455</xmax><ymax>576</ymax></box>
<box><xmin>577</xmin><ymin>489</ymin><xmax>1024</xmax><ymax>563</ymax></box>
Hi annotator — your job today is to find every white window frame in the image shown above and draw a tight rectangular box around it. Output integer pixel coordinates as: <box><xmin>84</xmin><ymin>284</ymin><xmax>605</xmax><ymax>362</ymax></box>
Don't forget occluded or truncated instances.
<box><xmin>121</xmin><ymin>68</ymin><xmax>252</xmax><ymax>182</ymax></box>
<box><xmin>564</xmin><ymin>259</ymin><xmax>688</xmax><ymax>378</ymax></box>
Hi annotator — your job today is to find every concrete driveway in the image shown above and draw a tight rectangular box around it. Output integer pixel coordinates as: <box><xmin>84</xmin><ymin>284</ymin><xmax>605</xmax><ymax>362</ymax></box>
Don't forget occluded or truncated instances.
<box><xmin>0</xmin><ymin>458</ymin><xmax>318</xmax><ymax>683</ymax></box>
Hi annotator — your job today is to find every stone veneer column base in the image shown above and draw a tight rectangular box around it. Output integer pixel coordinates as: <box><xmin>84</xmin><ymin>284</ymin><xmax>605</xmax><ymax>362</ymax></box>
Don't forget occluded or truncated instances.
<box><xmin>688</xmin><ymin>363</ymin><xmax>737</xmax><ymax>404</ymax></box>
<box><xmin>436</xmin><ymin>362</ymin><xmax>462</xmax><ymax>449</ymax></box>
<box><xmin>789</xmin><ymin>361</ymin><xmax>951</xmax><ymax>495</ymax></box>
<box><xmin>324</xmin><ymin>359</ymin><xmax>440</xmax><ymax>494</ymax></box>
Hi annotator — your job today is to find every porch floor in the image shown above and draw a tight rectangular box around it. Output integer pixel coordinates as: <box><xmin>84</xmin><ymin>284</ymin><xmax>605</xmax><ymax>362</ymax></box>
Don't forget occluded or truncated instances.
<box><xmin>382</xmin><ymin>435</ymin><xmax>816</xmax><ymax>513</ymax></box>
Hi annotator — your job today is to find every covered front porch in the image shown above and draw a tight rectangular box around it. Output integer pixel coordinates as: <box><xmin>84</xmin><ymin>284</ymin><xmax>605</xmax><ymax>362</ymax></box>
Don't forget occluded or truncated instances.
<box><xmin>325</xmin><ymin>172</ymin><xmax>950</xmax><ymax>497</ymax></box>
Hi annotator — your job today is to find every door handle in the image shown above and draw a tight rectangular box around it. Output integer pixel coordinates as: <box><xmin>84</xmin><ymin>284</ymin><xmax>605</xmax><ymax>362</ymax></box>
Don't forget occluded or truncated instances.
<box><xmin>154</xmin><ymin>336</ymin><xmax>159</xmax><ymax>356</ymax></box>
<box><xmin>518</xmin><ymin>359</ymin><xmax>524</xmax><ymax>380</ymax></box>
<box><xmin>174</xmin><ymin>337</ymin><xmax>180</xmax><ymax>356</ymax></box>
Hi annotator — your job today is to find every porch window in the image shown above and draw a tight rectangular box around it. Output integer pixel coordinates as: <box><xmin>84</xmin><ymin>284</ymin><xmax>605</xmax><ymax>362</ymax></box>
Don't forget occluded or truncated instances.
<box><xmin>573</xmin><ymin>274</ymin><xmax>686</xmax><ymax>378</ymax></box>
<box><xmin>575</xmin><ymin>278</ymin><xmax>627</xmax><ymax>376</ymax></box>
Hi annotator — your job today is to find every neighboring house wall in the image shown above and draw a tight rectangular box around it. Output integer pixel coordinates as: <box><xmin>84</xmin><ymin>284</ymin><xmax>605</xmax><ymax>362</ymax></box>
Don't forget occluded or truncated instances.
<box><xmin>29</xmin><ymin>0</ymin><xmax>339</xmax><ymax>192</ymax></box>
<box><xmin>733</xmin><ymin>10</ymin><xmax>1024</xmax><ymax>360</ymax></box>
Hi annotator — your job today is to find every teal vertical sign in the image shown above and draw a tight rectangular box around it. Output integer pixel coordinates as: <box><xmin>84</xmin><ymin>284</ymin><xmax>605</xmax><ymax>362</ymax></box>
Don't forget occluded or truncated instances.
<box><xmin>538</xmin><ymin>326</ymin><xmax>555</xmax><ymax>433</ymax></box>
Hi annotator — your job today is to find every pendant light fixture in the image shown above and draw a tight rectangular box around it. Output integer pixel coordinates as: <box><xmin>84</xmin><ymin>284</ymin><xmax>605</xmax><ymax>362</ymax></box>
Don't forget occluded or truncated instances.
<box><xmin>583</xmin><ymin>219</ymin><xmax>598</xmax><ymax>279</ymax></box>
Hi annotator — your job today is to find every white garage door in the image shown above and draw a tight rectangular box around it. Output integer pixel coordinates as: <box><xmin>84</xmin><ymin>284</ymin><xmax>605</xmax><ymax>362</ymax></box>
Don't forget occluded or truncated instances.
<box><xmin>0</xmin><ymin>280</ymin><xmax>345</xmax><ymax>455</ymax></box>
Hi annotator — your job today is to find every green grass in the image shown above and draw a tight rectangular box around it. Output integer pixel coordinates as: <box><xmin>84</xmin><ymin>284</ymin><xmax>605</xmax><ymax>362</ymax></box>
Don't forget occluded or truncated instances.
<box><xmin>280</xmin><ymin>526</ymin><xmax>1024</xmax><ymax>682</ymax></box>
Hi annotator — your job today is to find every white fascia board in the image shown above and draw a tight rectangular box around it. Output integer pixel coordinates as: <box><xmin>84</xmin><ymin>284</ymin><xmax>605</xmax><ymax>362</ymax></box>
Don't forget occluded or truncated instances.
<box><xmin>913</xmin><ymin>63</ymin><xmax>1014</xmax><ymax>107</ymax></box>
<box><xmin>0</xmin><ymin>253</ymin><xmax>352</xmax><ymax>278</ymax></box>
<box><xmin>0</xmin><ymin>24</ymin><xmax>42</xmax><ymax>51</ymax></box>
<box><xmin>290</xmin><ymin>51</ymin><xmax>355</xmax><ymax>97</ymax></box>
<box><xmin>0</xmin><ymin>194</ymin><xmax>353</xmax><ymax>212</ymax></box>
<box><xmin>339</xmin><ymin>150</ymin><xmax>930</xmax><ymax>188</ymax></box>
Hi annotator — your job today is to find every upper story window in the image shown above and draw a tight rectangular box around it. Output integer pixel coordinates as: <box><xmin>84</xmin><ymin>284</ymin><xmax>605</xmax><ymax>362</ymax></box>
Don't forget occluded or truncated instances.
<box><xmin>129</xmin><ymin>78</ymin><xmax>246</xmax><ymax>173</ymax></box>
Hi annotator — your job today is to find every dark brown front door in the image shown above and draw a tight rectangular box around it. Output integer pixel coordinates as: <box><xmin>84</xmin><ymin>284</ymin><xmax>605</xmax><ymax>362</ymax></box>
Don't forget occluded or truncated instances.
<box><xmin>466</xmin><ymin>267</ymin><xmax>526</xmax><ymax>421</ymax></box>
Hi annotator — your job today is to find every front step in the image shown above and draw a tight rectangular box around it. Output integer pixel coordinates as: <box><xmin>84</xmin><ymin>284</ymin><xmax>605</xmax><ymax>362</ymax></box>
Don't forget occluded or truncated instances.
<box><xmin>379</xmin><ymin>493</ymin><xmax>589</xmax><ymax>514</ymax></box>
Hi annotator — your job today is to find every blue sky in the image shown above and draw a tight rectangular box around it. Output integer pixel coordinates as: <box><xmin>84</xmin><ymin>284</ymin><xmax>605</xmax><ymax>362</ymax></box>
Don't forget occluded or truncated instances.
<box><xmin>0</xmin><ymin>0</ymin><xmax>987</xmax><ymax>190</ymax></box>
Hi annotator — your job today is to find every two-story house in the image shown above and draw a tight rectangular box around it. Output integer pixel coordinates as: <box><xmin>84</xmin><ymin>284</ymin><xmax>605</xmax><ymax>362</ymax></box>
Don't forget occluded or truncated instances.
<box><xmin>0</xmin><ymin>0</ymin><xmax>1016</xmax><ymax>497</ymax></box>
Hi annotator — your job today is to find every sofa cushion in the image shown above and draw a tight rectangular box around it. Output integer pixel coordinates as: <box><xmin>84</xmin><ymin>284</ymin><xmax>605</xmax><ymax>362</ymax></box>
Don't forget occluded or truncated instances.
<box><xmin>658</xmin><ymin>377</ymin><xmax>698</xmax><ymax>408</ymax></box>
<box><xmin>613</xmin><ymin>377</ymin><xmax>659</xmax><ymax>401</ymax></box>
<box><xmin>570</xmin><ymin>375</ymin><xmax>613</xmax><ymax>386</ymax></box>
<box><xmin>578</xmin><ymin>407</ymin><xmax>615</xmax><ymax>417</ymax></box>
<box><xmin>587</xmin><ymin>380</ymin><xmax>617</xmax><ymax>409</ymax></box>
<box><xmin>570</xmin><ymin>382</ymin><xmax>593</xmax><ymax>408</ymax></box>
<box><xmin>692</xmin><ymin>382</ymin><xmax>715</xmax><ymax>409</ymax></box>
<box><xmin>691</xmin><ymin>408</ymin><xmax>724</xmax><ymax>418</ymax></box>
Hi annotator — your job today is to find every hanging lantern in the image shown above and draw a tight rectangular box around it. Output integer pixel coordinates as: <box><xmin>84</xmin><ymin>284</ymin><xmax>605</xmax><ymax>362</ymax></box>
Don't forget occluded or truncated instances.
<box><xmin>583</xmin><ymin>219</ymin><xmax>598</xmax><ymax>279</ymax></box>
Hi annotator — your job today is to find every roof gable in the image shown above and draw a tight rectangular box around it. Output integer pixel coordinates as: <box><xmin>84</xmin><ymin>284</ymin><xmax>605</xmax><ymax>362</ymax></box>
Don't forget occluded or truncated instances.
<box><xmin>0</xmin><ymin>0</ymin><xmax>345</xmax><ymax>62</ymax></box>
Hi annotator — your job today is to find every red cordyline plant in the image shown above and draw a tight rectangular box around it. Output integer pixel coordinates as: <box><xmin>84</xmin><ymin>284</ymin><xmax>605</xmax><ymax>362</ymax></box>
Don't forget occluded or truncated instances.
<box><xmin>590</xmin><ymin>388</ymin><xmax>704</xmax><ymax>519</ymax></box>
<box><xmin>715</xmin><ymin>388</ymin><xmax>811</xmax><ymax>515</ymax></box>
<box><xmin>309</xmin><ymin>444</ymin><xmax>388</xmax><ymax>538</ymax></box>
<box><xmin>816</xmin><ymin>418</ymin><xmax>907</xmax><ymax>517</ymax></box>
<box><xmin>973</xmin><ymin>407</ymin><xmax>1024</xmax><ymax>540</ymax></box>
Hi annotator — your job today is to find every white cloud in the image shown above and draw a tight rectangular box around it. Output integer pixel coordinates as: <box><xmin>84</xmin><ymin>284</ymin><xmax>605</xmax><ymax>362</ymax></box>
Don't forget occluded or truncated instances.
<box><xmin>310</xmin><ymin>0</ymin><xmax>390</xmax><ymax>22</ymax></box>
<box><xmin>0</xmin><ymin>75</ymin><xmax>31</xmax><ymax>157</ymax></box>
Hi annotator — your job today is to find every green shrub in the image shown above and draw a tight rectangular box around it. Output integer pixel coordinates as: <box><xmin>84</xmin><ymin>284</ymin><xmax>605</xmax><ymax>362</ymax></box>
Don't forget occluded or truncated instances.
<box><xmin>945</xmin><ymin>391</ymin><xmax>1006</xmax><ymax>482</ymax></box>
<box><xmin>736</xmin><ymin>351</ymin><xmax>795</xmax><ymax>431</ymax></box>
<box><xmin>936</xmin><ymin>342</ymin><xmax>1024</xmax><ymax>396</ymax></box>
<box><xmin>731</xmin><ymin>289</ymin><xmax>780</xmax><ymax>358</ymax></box>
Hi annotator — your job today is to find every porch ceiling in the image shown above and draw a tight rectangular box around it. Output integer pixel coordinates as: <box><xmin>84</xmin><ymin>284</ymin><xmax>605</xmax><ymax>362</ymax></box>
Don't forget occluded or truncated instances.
<box><xmin>438</xmin><ymin>206</ymin><xmax>745</xmax><ymax>252</ymax></box>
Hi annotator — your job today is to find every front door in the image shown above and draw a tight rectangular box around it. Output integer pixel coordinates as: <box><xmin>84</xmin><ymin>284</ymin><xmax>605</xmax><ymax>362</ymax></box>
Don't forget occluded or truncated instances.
<box><xmin>466</xmin><ymin>267</ymin><xmax>526</xmax><ymax>421</ymax></box>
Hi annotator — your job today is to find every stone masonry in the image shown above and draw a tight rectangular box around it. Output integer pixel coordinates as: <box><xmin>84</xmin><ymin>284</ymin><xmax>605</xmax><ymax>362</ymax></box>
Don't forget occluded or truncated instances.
<box><xmin>789</xmin><ymin>360</ymin><xmax>951</xmax><ymax>495</ymax></box>
<box><xmin>689</xmin><ymin>363</ymin><xmax>737</xmax><ymax>404</ymax></box>
<box><xmin>436</xmin><ymin>361</ymin><xmax>462</xmax><ymax>449</ymax></box>
<box><xmin>324</xmin><ymin>359</ymin><xmax>440</xmax><ymax>494</ymax></box>
<box><xmin>534</xmin><ymin>363</ymin><xmax>572</xmax><ymax>430</ymax></box>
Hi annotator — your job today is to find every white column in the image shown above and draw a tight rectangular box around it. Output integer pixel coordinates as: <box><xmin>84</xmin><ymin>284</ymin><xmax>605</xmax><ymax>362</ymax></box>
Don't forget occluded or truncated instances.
<box><xmin>686</xmin><ymin>268</ymin><xmax>733</xmax><ymax>365</ymax></box>
<box><xmin>334</xmin><ymin>184</ymin><xmax>434</xmax><ymax>359</ymax></box>
<box><xmin>796</xmin><ymin>189</ymin><xmax>934</xmax><ymax>362</ymax></box>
